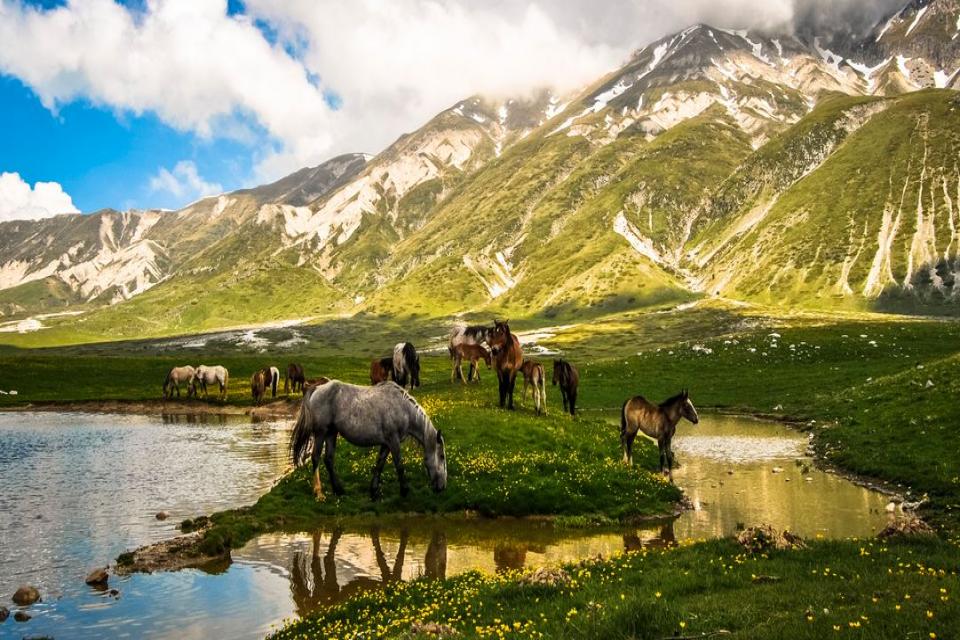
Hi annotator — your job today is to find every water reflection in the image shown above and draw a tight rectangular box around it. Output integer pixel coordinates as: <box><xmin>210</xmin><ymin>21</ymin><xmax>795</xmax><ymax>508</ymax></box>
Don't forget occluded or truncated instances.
<box><xmin>2</xmin><ymin>411</ymin><xmax>895</xmax><ymax>639</ymax></box>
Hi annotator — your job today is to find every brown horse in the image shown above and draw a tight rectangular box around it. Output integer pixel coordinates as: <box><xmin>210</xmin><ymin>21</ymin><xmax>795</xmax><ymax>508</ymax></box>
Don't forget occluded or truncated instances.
<box><xmin>304</xmin><ymin>377</ymin><xmax>331</xmax><ymax>390</ymax></box>
<box><xmin>251</xmin><ymin>369</ymin><xmax>269</xmax><ymax>405</ymax></box>
<box><xmin>620</xmin><ymin>390</ymin><xmax>699</xmax><ymax>481</ymax></box>
<box><xmin>488</xmin><ymin>320</ymin><xmax>523</xmax><ymax>410</ymax></box>
<box><xmin>519</xmin><ymin>359</ymin><xmax>546</xmax><ymax>415</ymax></box>
<box><xmin>450</xmin><ymin>343</ymin><xmax>491</xmax><ymax>383</ymax></box>
<box><xmin>370</xmin><ymin>357</ymin><xmax>395</xmax><ymax>385</ymax></box>
<box><xmin>552</xmin><ymin>359</ymin><xmax>579</xmax><ymax>416</ymax></box>
<box><xmin>285</xmin><ymin>363</ymin><xmax>306</xmax><ymax>394</ymax></box>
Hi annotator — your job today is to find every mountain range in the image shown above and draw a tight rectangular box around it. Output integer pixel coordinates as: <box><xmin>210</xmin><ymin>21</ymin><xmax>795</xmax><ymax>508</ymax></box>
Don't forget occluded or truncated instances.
<box><xmin>3</xmin><ymin>0</ymin><xmax>960</xmax><ymax>341</ymax></box>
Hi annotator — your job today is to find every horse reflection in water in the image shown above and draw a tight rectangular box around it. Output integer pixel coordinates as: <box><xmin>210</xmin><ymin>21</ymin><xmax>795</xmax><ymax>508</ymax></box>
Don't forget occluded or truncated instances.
<box><xmin>622</xmin><ymin>521</ymin><xmax>677</xmax><ymax>552</ymax></box>
<box><xmin>289</xmin><ymin>527</ymin><xmax>448</xmax><ymax>616</ymax></box>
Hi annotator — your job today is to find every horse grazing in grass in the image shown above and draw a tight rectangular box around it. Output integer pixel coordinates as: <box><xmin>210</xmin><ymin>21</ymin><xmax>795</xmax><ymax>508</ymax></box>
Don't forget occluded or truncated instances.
<box><xmin>393</xmin><ymin>343</ymin><xmax>421</xmax><ymax>389</ymax></box>
<box><xmin>448</xmin><ymin>324</ymin><xmax>490</xmax><ymax>382</ymax></box>
<box><xmin>370</xmin><ymin>357</ymin><xmax>395</xmax><ymax>385</ymax></box>
<box><xmin>552</xmin><ymin>359</ymin><xmax>579</xmax><ymax>416</ymax></box>
<box><xmin>450</xmin><ymin>343</ymin><xmax>491</xmax><ymax>383</ymax></box>
<box><xmin>488</xmin><ymin>320</ymin><xmax>523</xmax><ymax>410</ymax></box>
<box><xmin>163</xmin><ymin>365</ymin><xmax>197</xmax><ymax>399</ymax></box>
<box><xmin>251</xmin><ymin>369</ymin><xmax>269</xmax><ymax>405</ymax></box>
<box><xmin>520</xmin><ymin>359</ymin><xmax>546</xmax><ymax>415</ymax></box>
<box><xmin>285</xmin><ymin>363</ymin><xmax>306</xmax><ymax>394</ymax></box>
<box><xmin>620</xmin><ymin>390</ymin><xmax>699</xmax><ymax>481</ymax></box>
<box><xmin>291</xmin><ymin>380</ymin><xmax>447</xmax><ymax>501</ymax></box>
<box><xmin>196</xmin><ymin>365</ymin><xmax>229</xmax><ymax>401</ymax></box>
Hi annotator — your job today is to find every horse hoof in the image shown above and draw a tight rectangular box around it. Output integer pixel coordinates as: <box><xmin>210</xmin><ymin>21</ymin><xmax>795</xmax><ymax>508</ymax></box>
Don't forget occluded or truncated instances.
<box><xmin>314</xmin><ymin>492</ymin><xmax>326</xmax><ymax>502</ymax></box>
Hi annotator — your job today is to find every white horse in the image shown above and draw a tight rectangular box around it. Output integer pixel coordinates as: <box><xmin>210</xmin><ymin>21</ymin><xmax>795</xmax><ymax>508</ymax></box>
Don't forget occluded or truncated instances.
<box><xmin>291</xmin><ymin>381</ymin><xmax>446</xmax><ymax>501</ymax></box>
<box><xmin>196</xmin><ymin>365</ymin><xmax>229</xmax><ymax>401</ymax></box>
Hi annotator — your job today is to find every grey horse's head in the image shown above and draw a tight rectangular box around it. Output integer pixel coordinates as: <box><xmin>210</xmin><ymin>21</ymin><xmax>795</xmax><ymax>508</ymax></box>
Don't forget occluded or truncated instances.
<box><xmin>424</xmin><ymin>427</ymin><xmax>447</xmax><ymax>492</ymax></box>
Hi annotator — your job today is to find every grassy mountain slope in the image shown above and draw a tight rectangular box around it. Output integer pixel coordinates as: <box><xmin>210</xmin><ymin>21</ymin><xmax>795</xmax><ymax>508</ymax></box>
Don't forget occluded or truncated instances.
<box><xmin>694</xmin><ymin>90</ymin><xmax>960</xmax><ymax>311</ymax></box>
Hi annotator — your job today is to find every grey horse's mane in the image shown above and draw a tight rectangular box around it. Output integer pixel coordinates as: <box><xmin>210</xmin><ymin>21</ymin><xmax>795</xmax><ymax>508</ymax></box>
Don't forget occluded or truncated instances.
<box><xmin>390</xmin><ymin>382</ymin><xmax>433</xmax><ymax>440</ymax></box>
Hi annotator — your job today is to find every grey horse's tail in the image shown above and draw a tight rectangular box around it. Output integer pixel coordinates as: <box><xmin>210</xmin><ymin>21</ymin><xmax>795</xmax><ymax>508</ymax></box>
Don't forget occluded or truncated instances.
<box><xmin>162</xmin><ymin>369</ymin><xmax>172</xmax><ymax>397</ymax></box>
<box><xmin>291</xmin><ymin>388</ymin><xmax>316</xmax><ymax>466</ymax></box>
<box><xmin>620</xmin><ymin>399</ymin><xmax>629</xmax><ymax>446</ymax></box>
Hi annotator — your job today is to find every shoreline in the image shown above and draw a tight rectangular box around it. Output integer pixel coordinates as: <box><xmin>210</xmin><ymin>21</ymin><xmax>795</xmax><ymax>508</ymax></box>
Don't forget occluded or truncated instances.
<box><xmin>1</xmin><ymin>398</ymin><xmax>301</xmax><ymax>419</ymax></box>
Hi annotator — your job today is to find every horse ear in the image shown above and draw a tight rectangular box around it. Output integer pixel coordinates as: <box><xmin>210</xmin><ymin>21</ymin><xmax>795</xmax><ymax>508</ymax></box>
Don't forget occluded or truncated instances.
<box><xmin>436</xmin><ymin>429</ymin><xmax>444</xmax><ymax>444</ymax></box>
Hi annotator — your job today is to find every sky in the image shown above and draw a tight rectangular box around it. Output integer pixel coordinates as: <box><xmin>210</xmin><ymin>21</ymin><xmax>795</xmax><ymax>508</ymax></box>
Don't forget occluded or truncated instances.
<box><xmin>0</xmin><ymin>0</ymin><xmax>903</xmax><ymax>219</ymax></box>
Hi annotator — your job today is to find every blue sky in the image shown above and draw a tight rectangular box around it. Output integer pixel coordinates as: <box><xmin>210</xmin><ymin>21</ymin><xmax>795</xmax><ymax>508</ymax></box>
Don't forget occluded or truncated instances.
<box><xmin>0</xmin><ymin>74</ymin><xmax>259</xmax><ymax>212</ymax></box>
<box><xmin>0</xmin><ymin>0</ymin><xmax>299</xmax><ymax>213</ymax></box>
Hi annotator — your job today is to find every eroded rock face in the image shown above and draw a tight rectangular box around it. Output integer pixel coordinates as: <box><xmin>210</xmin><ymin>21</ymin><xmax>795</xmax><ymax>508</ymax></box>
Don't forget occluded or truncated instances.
<box><xmin>11</xmin><ymin>585</ymin><xmax>40</xmax><ymax>606</ymax></box>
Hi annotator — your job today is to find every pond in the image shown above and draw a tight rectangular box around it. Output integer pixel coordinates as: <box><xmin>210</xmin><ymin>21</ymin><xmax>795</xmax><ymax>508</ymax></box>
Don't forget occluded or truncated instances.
<box><xmin>0</xmin><ymin>411</ymin><xmax>891</xmax><ymax>638</ymax></box>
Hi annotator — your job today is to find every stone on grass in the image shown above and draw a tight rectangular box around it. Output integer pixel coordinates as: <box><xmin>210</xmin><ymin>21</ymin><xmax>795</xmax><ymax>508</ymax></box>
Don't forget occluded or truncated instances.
<box><xmin>736</xmin><ymin>525</ymin><xmax>805</xmax><ymax>553</ymax></box>
<box><xmin>410</xmin><ymin>621</ymin><xmax>458</xmax><ymax>637</ymax></box>
<box><xmin>519</xmin><ymin>566</ymin><xmax>571</xmax><ymax>587</ymax></box>
<box><xmin>877</xmin><ymin>517</ymin><xmax>935</xmax><ymax>540</ymax></box>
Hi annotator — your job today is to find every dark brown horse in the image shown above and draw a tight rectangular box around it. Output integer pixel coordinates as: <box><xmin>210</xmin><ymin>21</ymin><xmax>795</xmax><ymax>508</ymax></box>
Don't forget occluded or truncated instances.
<box><xmin>552</xmin><ymin>359</ymin><xmax>579</xmax><ymax>416</ymax></box>
<box><xmin>488</xmin><ymin>320</ymin><xmax>523</xmax><ymax>410</ymax></box>
<box><xmin>251</xmin><ymin>369</ymin><xmax>269</xmax><ymax>405</ymax></box>
<box><xmin>450</xmin><ymin>343</ymin><xmax>491</xmax><ymax>383</ymax></box>
<box><xmin>370</xmin><ymin>357</ymin><xmax>395</xmax><ymax>384</ymax></box>
<box><xmin>620</xmin><ymin>390</ymin><xmax>699</xmax><ymax>481</ymax></box>
<box><xmin>285</xmin><ymin>363</ymin><xmax>306</xmax><ymax>394</ymax></box>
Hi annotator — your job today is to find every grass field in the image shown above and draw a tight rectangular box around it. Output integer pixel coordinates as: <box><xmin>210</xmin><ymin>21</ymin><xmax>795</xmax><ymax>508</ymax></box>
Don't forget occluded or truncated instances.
<box><xmin>3</xmin><ymin>303</ymin><xmax>960</xmax><ymax>638</ymax></box>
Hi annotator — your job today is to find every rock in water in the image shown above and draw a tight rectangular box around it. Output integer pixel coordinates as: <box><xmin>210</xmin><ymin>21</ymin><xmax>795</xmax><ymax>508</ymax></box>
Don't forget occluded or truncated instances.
<box><xmin>85</xmin><ymin>567</ymin><xmax>109</xmax><ymax>587</ymax></box>
<box><xmin>12</xmin><ymin>586</ymin><xmax>40</xmax><ymax>606</ymax></box>
<box><xmin>155</xmin><ymin>512</ymin><xmax>169</xmax><ymax>521</ymax></box>
<box><xmin>0</xmin><ymin>606</ymin><xmax>8</xmax><ymax>621</ymax></box>
<box><xmin>13</xmin><ymin>610</ymin><xmax>30</xmax><ymax>622</ymax></box>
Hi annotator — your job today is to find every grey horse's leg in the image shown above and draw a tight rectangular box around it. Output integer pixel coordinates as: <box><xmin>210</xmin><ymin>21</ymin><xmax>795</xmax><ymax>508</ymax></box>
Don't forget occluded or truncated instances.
<box><xmin>311</xmin><ymin>440</ymin><xmax>325</xmax><ymax>501</ymax></box>
<box><xmin>370</xmin><ymin>445</ymin><xmax>390</xmax><ymax>501</ymax></box>
<box><xmin>389</xmin><ymin>438</ymin><xmax>409</xmax><ymax>497</ymax></box>
<box><xmin>324</xmin><ymin>432</ymin><xmax>346</xmax><ymax>496</ymax></box>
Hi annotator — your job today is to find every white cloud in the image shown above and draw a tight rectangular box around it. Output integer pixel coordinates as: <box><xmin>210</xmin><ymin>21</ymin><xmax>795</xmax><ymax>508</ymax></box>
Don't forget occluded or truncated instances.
<box><xmin>0</xmin><ymin>0</ymin><xmax>335</xmax><ymax>180</ymax></box>
<box><xmin>149</xmin><ymin>161</ymin><xmax>223</xmax><ymax>200</ymax></box>
<box><xmin>0</xmin><ymin>0</ymin><xmax>904</xmax><ymax>187</ymax></box>
<box><xmin>0</xmin><ymin>171</ymin><xmax>79</xmax><ymax>222</ymax></box>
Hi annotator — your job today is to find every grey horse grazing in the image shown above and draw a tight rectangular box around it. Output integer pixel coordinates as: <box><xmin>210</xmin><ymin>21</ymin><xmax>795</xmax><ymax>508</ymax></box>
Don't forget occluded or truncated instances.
<box><xmin>291</xmin><ymin>381</ymin><xmax>447</xmax><ymax>501</ymax></box>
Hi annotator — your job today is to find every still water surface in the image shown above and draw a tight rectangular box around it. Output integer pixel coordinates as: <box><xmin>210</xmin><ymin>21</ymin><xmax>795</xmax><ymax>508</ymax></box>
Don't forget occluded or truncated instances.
<box><xmin>0</xmin><ymin>412</ymin><xmax>891</xmax><ymax>639</ymax></box>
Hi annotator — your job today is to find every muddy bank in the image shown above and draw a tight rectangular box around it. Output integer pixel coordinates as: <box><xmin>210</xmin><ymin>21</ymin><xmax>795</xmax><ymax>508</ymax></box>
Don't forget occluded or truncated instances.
<box><xmin>2</xmin><ymin>398</ymin><xmax>301</xmax><ymax>418</ymax></box>
<box><xmin>114</xmin><ymin>527</ymin><xmax>229</xmax><ymax>575</ymax></box>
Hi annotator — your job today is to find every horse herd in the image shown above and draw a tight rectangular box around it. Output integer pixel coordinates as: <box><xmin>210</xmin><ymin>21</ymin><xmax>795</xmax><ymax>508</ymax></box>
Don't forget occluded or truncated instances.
<box><xmin>164</xmin><ymin>319</ymin><xmax>699</xmax><ymax>501</ymax></box>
